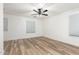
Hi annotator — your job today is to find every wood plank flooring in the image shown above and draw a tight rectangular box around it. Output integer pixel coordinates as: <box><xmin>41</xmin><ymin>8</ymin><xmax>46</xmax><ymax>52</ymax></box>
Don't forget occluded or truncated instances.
<box><xmin>4</xmin><ymin>37</ymin><xmax>79</xmax><ymax>55</ymax></box>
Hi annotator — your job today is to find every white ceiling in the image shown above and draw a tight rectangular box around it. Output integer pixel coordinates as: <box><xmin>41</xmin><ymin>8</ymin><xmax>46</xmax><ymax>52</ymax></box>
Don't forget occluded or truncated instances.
<box><xmin>4</xmin><ymin>3</ymin><xmax>79</xmax><ymax>17</ymax></box>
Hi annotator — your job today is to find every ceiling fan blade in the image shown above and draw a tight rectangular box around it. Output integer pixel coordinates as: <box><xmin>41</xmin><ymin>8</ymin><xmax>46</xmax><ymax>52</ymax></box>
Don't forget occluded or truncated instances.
<box><xmin>42</xmin><ymin>14</ymin><xmax>48</xmax><ymax>16</ymax></box>
<box><xmin>33</xmin><ymin>9</ymin><xmax>38</xmax><ymax>13</ymax></box>
<box><xmin>31</xmin><ymin>14</ymin><xmax>38</xmax><ymax>15</ymax></box>
<box><xmin>43</xmin><ymin>10</ymin><xmax>48</xmax><ymax>13</ymax></box>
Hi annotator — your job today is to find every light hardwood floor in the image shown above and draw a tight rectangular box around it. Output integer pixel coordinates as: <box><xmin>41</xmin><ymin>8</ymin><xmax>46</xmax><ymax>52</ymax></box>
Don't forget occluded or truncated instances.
<box><xmin>4</xmin><ymin>37</ymin><xmax>79</xmax><ymax>55</ymax></box>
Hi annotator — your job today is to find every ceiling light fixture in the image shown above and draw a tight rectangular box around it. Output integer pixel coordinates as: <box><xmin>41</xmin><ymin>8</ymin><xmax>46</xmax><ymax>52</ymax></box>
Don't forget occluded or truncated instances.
<box><xmin>38</xmin><ymin>3</ymin><xmax>46</xmax><ymax>8</ymax></box>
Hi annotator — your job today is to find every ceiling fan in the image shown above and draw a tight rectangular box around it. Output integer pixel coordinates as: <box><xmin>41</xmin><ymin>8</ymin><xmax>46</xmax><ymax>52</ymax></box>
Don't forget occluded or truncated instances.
<box><xmin>32</xmin><ymin>8</ymin><xmax>48</xmax><ymax>16</ymax></box>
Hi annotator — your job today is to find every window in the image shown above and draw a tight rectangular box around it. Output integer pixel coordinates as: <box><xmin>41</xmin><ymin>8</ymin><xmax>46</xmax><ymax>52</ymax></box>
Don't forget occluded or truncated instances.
<box><xmin>69</xmin><ymin>14</ymin><xmax>79</xmax><ymax>37</ymax></box>
<box><xmin>26</xmin><ymin>21</ymin><xmax>35</xmax><ymax>33</ymax></box>
<box><xmin>4</xmin><ymin>17</ymin><xmax>8</xmax><ymax>31</ymax></box>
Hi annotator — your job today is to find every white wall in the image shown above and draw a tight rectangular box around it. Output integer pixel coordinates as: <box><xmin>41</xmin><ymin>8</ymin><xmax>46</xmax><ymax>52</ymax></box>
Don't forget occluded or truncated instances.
<box><xmin>44</xmin><ymin>8</ymin><xmax>79</xmax><ymax>47</ymax></box>
<box><xmin>4</xmin><ymin>14</ymin><xmax>43</xmax><ymax>41</ymax></box>
<box><xmin>0</xmin><ymin>3</ymin><xmax>3</xmax><ymax>54</ymax></box>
